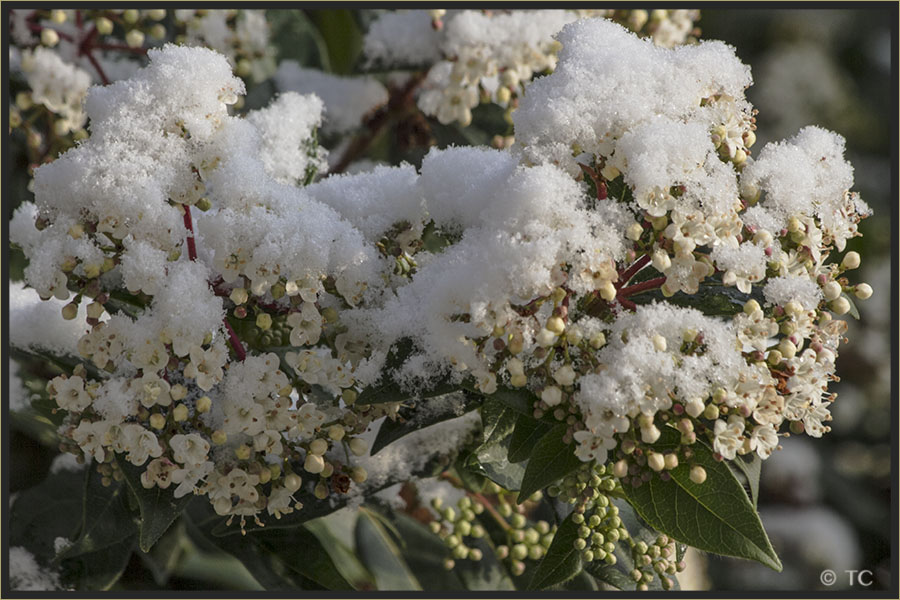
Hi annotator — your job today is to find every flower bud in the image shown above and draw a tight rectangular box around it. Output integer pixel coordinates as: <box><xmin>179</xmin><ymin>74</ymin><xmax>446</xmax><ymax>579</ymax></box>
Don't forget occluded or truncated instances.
<box><xmin>778</xmin><ymin>338</ymin><xmax>797</xmax><ymax>359</ymax></box>
<box><xmin>40</xmin><ymin>28</ymin><xmax>59</xmax><ymax>47</ymax></box>
<box><xmin>256</xmin><ymin>313</ymin><xmax>272</xmax><ymax>330</ymax></box>
<box><xmin>830</xmin><ymin>297</ymin><xmax>851</xmax><ymax>315</ymax></box>
<box><xmin>546</xmin><ymin>316</ymin><xmax>565</xmax><ymax>335</ymax></box>
<box><xmin>284</xmin><ymin>473</ymin><xmax>302</xmax><ymax>492</ymax></box>
<box><xmin>95</xmin><ymin>17</ymin><xmax>114</xmax><ymax>35</ymax></box>
<box><xmin>599</xmin><ymin>281</ymin><xmax>617</xmax><ymax>301</ymax></box>
<box><xmin>689</xmin><ymin>465</ymin><xmax>707</xmax><ymax>484</ymax></box>
<box><xmin>149</xmin><ymin>413</ymin><xmax>166</xmax><ymax>430</ymax></box>
<box><xmin>314</xmin><ymin>482</ymin><xmax>329</xmax><ymax>499</ymax></box>
<box><xmin>743</xmin><ymin>299</ymin><xmax>760</xmax><ymax>315</ymax></box>
<box><xmin>328</xmin><ymin>425</ymin><xmax>345</xmax><ymax>441</ymax></box>
<box><xmin>641</xmin><ymin>424</ymin><xmax>661</xmax><ymax>444</ymax></box>
<box><xmin>309</xmin><ymin>438</ymin><xmax>328</xmax><ymax>455</ymax></box>
<box><xmin>822</xmin><ymin>280</ymin><xmax>842</xmax><ymax>301</ymax></box>
<box><xmin>652</xmin><ymin>334</ymin><xmax>667</xmax><ymax>352</ymax></box>
<box><xmin>211</xmin><ymin>430</ymin><xmax>227</xmax><ymax>445</ymax></box>
<box><xmin>349</xmin><ymin>437</ymin><xmax>368</xmax><ymax>456</ymax></box>
<box><xmin>172</xmin><ymin>403</ymin><xmax>189</xmax><ymax>422</ymax></box>
<box><xmin>664</xmin><ymin>453</ymin><xmax>679</xmax><ymax>470</ymax></box>
<box><xmin>350</xmin><ymin>466</ymin><xmax>367</xmax><ymax>483</ymax></box>
<box><xmin>647</xmin><ymin>452</ymin><xmax>665</xmax><ymax>472</ymax></box>
<box><xmin>230</xmin><ymin>287</ymin><xmax>248</xmax><ymax>305</ymax></box>
<box><xmin>61</xmin><ymin>302</ymin><xmax>79</xmax><ymax>320</ymax></box>
<box><xmin>510</xmin><ymin>373</ymin><xmax>528</xmax><ymax>388</ymax></box>
<box><xmin>854</xmin><ymin>283</ymin><xmax>873</xmax><ymax>300</ymax></box>
<box><xmin>304</xmin><ymin>453</ymin><xmax>325</xmax><ymax>474</ymax></box>
<box><xmin>125</xmin><ymin>29</ymin><xmax>145</xmax><ymax>48</ymax></box>
<box><xmin>536</xmin><ymin>328</ymin><xmax>557</xmax><ymax>347</ymax></box>
<box><xmin>703</xmin><ymin>404</ymin><xmax>719</xmax><ymax>420</ymax></box>
<box><xmin>841</xmin><ymin>251</ymin><xmax>861</xmax><ymax>270</ymax></box>
<box><xmin>590</xmin><ymin>332</ymin><xmax>606</xmax><ymax>349</ymax></box>
<box><xmin>626</xmin><ymin>222</ymin><xmax>644</xmax><ymax>241</ymax></box>
<box><xmin>194</xmin><ymin>395</ymin><xmax>211</xmax><ymax>413</ymax></box>
<box><xmin>685</xmin><ymin>397</ymin><xmax>705</xmax><ymax>418</ymax></box>
<box><xmin>235</xmin><ymin>444</ymin><xmax>251</xmax><ymax>460</ymax></box>
<box><xmin>541</xmin><ymin>386</ymin><xmax>562</xmax><ymax>407</ymax></box>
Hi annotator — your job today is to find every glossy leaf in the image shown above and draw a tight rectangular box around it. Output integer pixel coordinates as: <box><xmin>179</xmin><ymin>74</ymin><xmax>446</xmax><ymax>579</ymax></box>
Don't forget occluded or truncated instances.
<box><xmin>622</xmin><ymin>427</ymin><xmax>782</xmax><ymax>571</ymax></box>
<box><xmin>354</xmin><ymin>506</ymin><xmax>421</xmax><ymax>590</ymax></box>
<box><xmin>251</xmin><ymin>527</ymin><xmax>355</xmax><ymax>590</ymax></box>
<box><xmin>527</xmin><ymin>512</ymin><xmax>582</xmax><ymax>590</ymax></box>
<box><xmin>116</xmin><ymin>457</ymin><xmax>194</xmax><ymax>552</ymax></box>
<box><xmin>516</xmin><ymin>424</ymin><xmax>583</xmax><ymax>503</ymax></box>
<box><xmin>60</xmin><ymin>467</ymin><xmax>137</xmax><ymax>558</ymax></box>
<box><xmin>508</xmin><ymin>415</ymin><xmax>551</xmax><ymax>463</ymax></box>
<box><xmin>372</xmin><ymin>392</ymin><xmax>478</xmax><ymax>455</ymax></box>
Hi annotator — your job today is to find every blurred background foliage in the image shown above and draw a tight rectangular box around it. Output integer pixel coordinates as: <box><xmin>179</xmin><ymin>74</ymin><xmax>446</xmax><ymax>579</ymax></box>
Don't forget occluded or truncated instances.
<box><xmin>6</xmin><ymin>7</ymin><xmax>894</xmax><ymax>592</ymax></box>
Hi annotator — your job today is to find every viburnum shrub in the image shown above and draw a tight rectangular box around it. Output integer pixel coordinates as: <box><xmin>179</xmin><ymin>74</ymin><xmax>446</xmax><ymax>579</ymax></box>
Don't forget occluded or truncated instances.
<box><xmin>8</xmin><ymin>9</ymin><xmax>874</xmax><ymax>592</ymax></box>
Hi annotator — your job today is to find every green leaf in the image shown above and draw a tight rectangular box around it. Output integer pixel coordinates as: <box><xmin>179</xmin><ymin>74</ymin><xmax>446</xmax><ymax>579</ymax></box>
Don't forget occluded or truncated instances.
<box><xmin>487</xmin><ymin>386</ymin><xmax>539</xmax><ymax>416</ymax></box>
<box><xmin>308</xmin><ymin>9</ymin><xmax>362</xmax><ymax>74</ymax></box>
<box><xmin>508</xmin><ymin>415</ymin><xmax>552</xmax><ymax>463</ymax></box>
<box><xmin>10</xmin><ymin>468</ymin><xmax>84</xmax><ymax>562</ymax></box>
<box><xmin>356</xmin><ymin>338</ymin><xmax>455</xmax><ymax>405</ymax></box>
<box><xmin>622</xmin><ymin>426</ymin><xmax>782</xmax><ymax>571</ymax></box>
<box><xmin>267</xmin><ymin>9</ymin><xmax>330</xmax><ymax>71</ymax></box>
<box><xmin>585</xmin><ymin>562</ymin><xmax>634</xmax><ymax>590</ymax></box>
<box><xmin>355</xmin><ymin>506</ymin><xmax>421</xmax><ymax>590</ymax></box>
<box><xmin>304</xmin><ymin>512</ymin><xmax>374</xmax><ymax>590</ymax></box>
<box><xmin>728</xmin><ymin>451</ymin><xmax>762</xmax><ymax>508</ymax></box>
<box><xmin>62</xmin><ymin>535</ymin><xmax>136</xmax><ymax>590</ymax></box>
<box><xmin>464</xmin><ymin>399</ymin><xmax>527</xmax><ymax>490</ymax></box>
<box><xmin>251</xmin><ymin>527</ymin><xmax>355</xmax><ymax>590</ymax></box>
<box><xmin>371</xmin><ymin>392</ymin><xmax>478</xmax><ymax>455</ymax></box>
<box><xmin>517</xmin><ymin>424</ymin><xmax>583</xmax><ymax>503</ymax></box>
<box><xmin>387</xmin><ymin>512</ymin><xmax>466</xmax><ymax>591</ymax></box>
<box><xmin>527</xmin><ymin>512</ymin><xmax>583</xmax><ymax>590</ymax></box>
<box><xmin>59</xmin><ymin>467</ymin><xmax>138</xmax><ymax>559</ymax></box>
<box><xmin>116</xmin><ymin>457</ymin><xmax>194</xmax><ymax>552</ymax></box>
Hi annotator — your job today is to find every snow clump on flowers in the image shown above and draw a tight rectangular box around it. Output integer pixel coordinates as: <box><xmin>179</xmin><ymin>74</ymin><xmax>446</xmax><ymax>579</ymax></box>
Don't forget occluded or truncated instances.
<box><xmin>13</xmin><ymin>14</ymin><xmax>872</xmax><ymax>529</ymax></box>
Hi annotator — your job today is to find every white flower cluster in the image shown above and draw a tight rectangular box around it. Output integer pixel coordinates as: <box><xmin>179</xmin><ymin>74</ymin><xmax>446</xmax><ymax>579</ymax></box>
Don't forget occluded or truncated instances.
<box><xmin>13</xmin><ymin>16</ymin><xmax>872</xmax><ymax>526</ymax></box>
<box><xmin>363</xmin><ymin>9</ymin><xmax>700</xmax><ymax>126</ymax></box>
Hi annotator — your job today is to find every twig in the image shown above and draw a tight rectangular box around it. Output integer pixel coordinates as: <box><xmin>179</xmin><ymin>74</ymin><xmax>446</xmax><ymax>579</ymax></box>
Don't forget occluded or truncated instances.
<box><xmin>182</xmin><ymin>205</ymin><xmax>198</xmax><ymax>261</ymax></box>
<box><xmin>618</xmin><ymin>276</ymin><xmax>666</xmax><ymax>298</ymax></box>
<box><xmin>331</xmin><ymin>72</ymin><xmax>426</xmax><ymax>174</ymax></box>
<box><xmin>618</xmin><ymin>253</ymin><xmax>650</xmax><ymax>285</ymax></box>
<box><xmin>223</xmin><ymin>318</ymin><xmax>247</xmax><ymax>362</ymax></box>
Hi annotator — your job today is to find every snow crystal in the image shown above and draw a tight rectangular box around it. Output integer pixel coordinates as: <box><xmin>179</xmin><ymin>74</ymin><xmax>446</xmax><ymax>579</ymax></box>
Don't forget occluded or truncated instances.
<box><xmin>9</xmin><ymin>282</ymin><xmax>87</xmax><ymax>355</ymax></box>
<box><xmin>763</xmin><ymin>275</ymin><xmax>824</xmax><ymax>310</ymax></box>
<box><xmin>9</xmin><ymin>547</ymin><xmax>63</xmax><ymax>591</ymax></box>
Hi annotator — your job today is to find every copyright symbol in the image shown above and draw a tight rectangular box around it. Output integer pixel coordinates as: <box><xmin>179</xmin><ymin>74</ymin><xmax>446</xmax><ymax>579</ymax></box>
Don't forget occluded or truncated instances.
<box><xmin>820</xmin><ymin>569</ymin><xmax>837</xmax><ymax>586</ymax></box>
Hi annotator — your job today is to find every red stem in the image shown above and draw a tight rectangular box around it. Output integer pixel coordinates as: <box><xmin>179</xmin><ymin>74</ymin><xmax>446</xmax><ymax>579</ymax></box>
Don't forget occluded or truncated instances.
<box><xmin>84</xmin><ymin>51</ymin><xmax>110</xmax><ymax>85</ymax></box>
<box><xmin>182</xmin><ymin>205</ymin><xmax>198</xmax><ymax>261</ymax></box>
<box><xmin>618</xmin><ymin>276</ymin><xmax>667</xmax><ymax>298</ymax></box>
<box><xmin>223</xmin><ymin>318</ymin><xmax>246</xmax><ymax>361</ymax></box>
<box><xmin>618</xmin><ymin>254</ymin><xmax>650</xmax><ymax>285</ymax></box>
<box><xmin>93</xmin><ymin>42</ymin><xmax>147</xmax><ymax>55</ymax></box>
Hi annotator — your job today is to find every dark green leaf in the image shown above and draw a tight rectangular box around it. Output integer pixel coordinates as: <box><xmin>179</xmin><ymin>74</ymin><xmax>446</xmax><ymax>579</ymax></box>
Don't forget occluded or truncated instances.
<box><xmin>585</xmin><ymin>562</ymin><xmax>634</xmax><ymax>590</ymax></box>
<box><xmin>487</xmin><ymin>386</ymin><xmax>539</xmax><ymax>416</ymax></box>
<box><xmin>355</xmin><ymin>506</ymin><xmax>421</xmax><ymax>590</ymax></box>
<box><xmin>456</xmin><ymin>536</ymin><xmax>516</xmax><ymax>591</ymax></box>
<box><xmin>308</xmin><ymin>10</ymin><xmax>362</xmax><ymax>74</ymax></box>
<box><xmin>508</xmin><ymin>415</ymin><xmax>552</xmax><ymax>463</ymax></box>
<box><xmin>59</xmin><ymin>467</ymin><xmax>137</xmax><ymax>559</ymax></box>
<box><xmin>116</xmin><ymin>457</ymin><xmax>194</xmax><ymax>552</ymax></box>
<box><xmin>622</xmin><ymin>427</ymin><xmax>781</xmax><ymax>571</ymax></box>
<box><xmin>10</xmin><ymin>468</ymin><xmax>84</xmax><ymax>562</ymax></box>
<box><xmin>304</xmin><ymin>513</ymin><xmax>374</xmax><ymax>590</ymax></box>
<box><xmin>527</xmin><ymin>512</ymin><xmax>582</xmax><ymax>590</ymax></box>
<box><xmin>267</xmin><ymin>9</ymin><xmax>330</xmax><ymax>70</ymax></box>
<box><xmin>372</xmin><ymin>392</ymin><xmax>478</xmax><ymax>455</ymax></box>
<box><xmin>517</xmin><ymin>424</ymin><xmax>583</xmax><ymax>503</ymax></box>
<box><xmin>61</xmin><ymin>535</ymin><xmax>136</xmax><ymax>590</ymax></box>
<box><xmin>252</xmin><ymin>526</ymin><xmax>355</xmax><ymax>590</ymax></box>
<box><xmin>464</xmin><ymin>399</ymin><xmax>527</xmax><ymax>490</ymax></box>
<box><xmin>387</xmin><ymin>512</ymin><xmax>466</xmax><ymax>591</ymax></box>
<box><xmin>356</xmin><ymin>338</ymin><xmax>456</xmax><ymax>405</ymax></box>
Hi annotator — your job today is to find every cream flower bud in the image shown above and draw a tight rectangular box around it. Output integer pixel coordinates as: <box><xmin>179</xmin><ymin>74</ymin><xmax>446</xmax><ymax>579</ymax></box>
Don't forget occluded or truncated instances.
<box><xmin>641</xmin><ymin>424</ymin><xmax>661</xmax><ymax>444</ymax></box>
<box><xmin>553</xmin><ymin>365</ymin><xmax>576</xmax><ymax>387</ymax></box>
<box><xmin>172</xmin><ymin>404</ymin><xmax>189</xmax><ymax>422</ymax></box>
<box><xmin>830</xmin><ymin>297</ymin><xmax>851</xmax><ymax>315</ymax></box>
<box><xmin>613</xmin><ymin>459</ymin><xmax>629</xmax><ymax>478</ymax></box>
<box><xmin>664</xmin><ymin>453</ymin><xmax>679</xmax><ymax>470</ymax></box>
<box><xmin>626</xmin><ymin>223</ymin><xmax>644</xmax><ymax>241</ymax></box>
<box><xmin>506</xmin><ymin>357</ymin><xmax>525</xmax><ymax>376</ymax></box>
<box><xmin>349</xmin><ymin>437</ymin><xmax>368</xmax><ymax>456</ymax></box>
<box><xmin>546</xmin><ymin>316</ymin><xmax>566</xmax><ymax>335</ymax></box>
<box><xmin>685</xmin><ymin>397</ymin><xmax>705</xmax><ymax>418</ymax></box>
<box><xmin>304</xmin><ymin>453</ymin><xmax>325</xmax><ymax>474</ymax></box>
<box><xmin>541</xmin><ymin>386</ymin><xmax>562</xmax><ymax>407</ymax></box>
<box><xmin>600</xmin><ymin>164</ymin><xmax>620</xmax><ymax>180</ymax></box>
<box><xmin>647</xmin><ymin>452</ymin><xmax>665</xmax><ymax>472</ymax></box>
<box><xmin>599</xmin><ymin>281</ymin><xmax>617</xmax><ymax>301</ymax></box>
<box><xmin>590</xmin><ymin>332</ymin><xmax>606</xmax><ymax>349</ymax></box>
<box><xmin>841</xmin><ymin>251</ymin><xmax>861</xmax><ymax>270</ymax></box>
<box><xmin>230</xmin><ymin>287</ymin><xmax>248</xmax><ymax>305</ymax></box>
<box><xmin>778</xmin><ymin>338</ymin><xmax>797</xmax><ymax>359</ymax></box>
<box><xmin>309</xmin><ymin>438</ymin><xmax>328</xmax><ymax>456</ymax></box>
<box><xmin>284</xmin><ymin>473</ymin><xmax>302</xmax><ymax>492</ymax></box>
<box><xmin>822</xmin><ymin>280</ymin><xmax>842</xmax><ymax>301</ymax></box>
<box><xmin>40</xmin><ymin>28</ymin><xmax>59</xmax><ymax>47</ymax></box>
<box><xmin>95</xmin><ymin>17</ymin><xmax>114</xmax><ymax>35</ymax></box>
<box><xmin>510</xmin><ymin>374</ymin><xmax>528</xmax><ymax>387</ymax></box>
<box><xmin>536</xmin><ymin>328</ymin><xmax>557</xmax><ymax>347</ymax></box>
<box><xmin>256</xmin><ymin>313</ymin><xmax>272</xmax><ymax>330</ymax></box>
<box><xmin>328</xmin><ymin>425</ymin><xmax>345</xmax><ymax>441</ymax></box>
<box><xmin>125</xmin><ymin>29</ymin><xmax>145</xmax><ymax>49</ymax></box>
<box><xmin>566</xmin><ymin>325</ymin><xmax>583</xmax><ymax>346</ymax></box>
<box><xmin>743</xmin><ymin>299</ymin><xmax>760</xmax><ymax>315</ymax></box>
<box><xmin>689</xmin><ymin>465</ymin><xmax>707</xmax><ymax>484</ymax></box>
<box><xmin>652</xmin><ymin>334</ymin><xmax>667</xmax><ymax>352</ymax></box>
<box><xmin>854</xmin><ymin>283</ymin><xmax>873</xmax><ymax>300</ymax></box>
<box><xmin>652</xmin><ymin>250</ymin><xmax>671</xmax><ymax>272</ymax></box>
<box><xmin>149</xmin><ymin>413</ymin><xmax>166</xmax><ymax>430</ymax></box>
